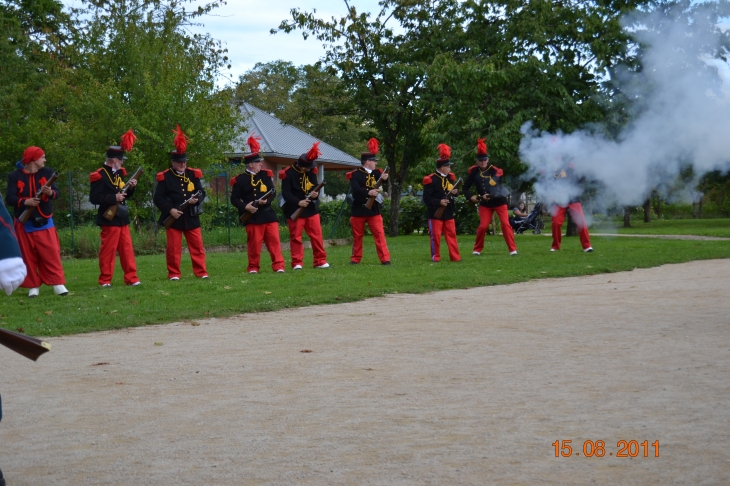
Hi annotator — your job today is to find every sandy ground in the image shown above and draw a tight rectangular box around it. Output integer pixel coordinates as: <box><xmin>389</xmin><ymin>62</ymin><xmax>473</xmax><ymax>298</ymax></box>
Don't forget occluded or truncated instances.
<box><xmin>1</xmin><ymin>259</ymin><xmax>729</xmax><ymax>485</ymax></box>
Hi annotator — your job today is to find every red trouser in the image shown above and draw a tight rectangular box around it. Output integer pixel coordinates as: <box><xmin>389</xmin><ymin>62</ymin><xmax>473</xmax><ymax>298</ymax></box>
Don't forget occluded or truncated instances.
<box><xmin>428</xmin><ymin>218</ymin><xmax>461</xmax><ymax>262</ymax></box>
<box><xmin>14</xmin><ymin>221</ymin><xmax>65</xmax><ymax>288</ymax></box>
<box><xmin>287</xmin><ymin>214</ymin><xmax>327</xmax><ymax>268</ymax></box>
<box><xmin>99</xmin><ymin>226</ymin><xmax>138</xmax><ymax>285</ymax></box>
<box><xmin>245</xmin><ymin>222</ymin><xmax>285</xmax><ymax>272</ymax></box>
<box><xmin>165</xmin><ymin>227</ymin><xmax>208</xmax><ymax>278</ymax></box>
<box><xmin>350</xmin><ymin>215</ymin><xmax>390</xmax><ymax>264</ymax></box>
<box><xmin>550</xmin><ymin>203</ymin><xmax>592</xmax><ymax>250</ymax></box>
<box><xmin>474</xmin><ymin>205</ymin><xmax>516</xmax><ymax>253</ymax></box>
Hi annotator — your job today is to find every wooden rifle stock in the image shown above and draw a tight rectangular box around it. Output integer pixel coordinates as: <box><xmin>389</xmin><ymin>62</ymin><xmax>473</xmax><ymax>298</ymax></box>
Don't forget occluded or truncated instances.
<box><xmin>0</xmin><ymin>328</ymin><xmax>51</xmax><ymax>361</ymax></box>
<box><xmin>162</xmin><ymin>190</ymin><xmax>202</xmax><ymax>229</ymax></box>
<box><xmin>103</xmin><ymin>167</ymin><xmax>144</xmax><ymax>221</ymax></box>
<box><xmin>239</xmin><ymin>189</ymin><xmax>275</xmax><ymax>224</ymax></box>
<box><xmin>290</xmin><ymin>180</ymin><xmax>326</xmax><ymax>221</ymax></box>
<box><xmin>364</xmin><ymin>166</ymin><xmax>389</xmax><ymax>210</ymax></box>
<box><xmin>434</xmin><ymin>178</ymin><xmax>463</xmax><ymax>219</ymax></box>
<box><xmin>17</xmin><ymin>172</ymin><xmax>59</xmax><ymax>224</ymax></box>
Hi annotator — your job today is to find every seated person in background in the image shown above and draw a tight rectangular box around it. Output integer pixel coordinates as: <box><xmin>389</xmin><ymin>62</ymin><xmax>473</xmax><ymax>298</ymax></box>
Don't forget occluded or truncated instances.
<box><xmin>511</xmin><ymin>201</ymin><xmax>528</xmax><ymax>230</ymax></box>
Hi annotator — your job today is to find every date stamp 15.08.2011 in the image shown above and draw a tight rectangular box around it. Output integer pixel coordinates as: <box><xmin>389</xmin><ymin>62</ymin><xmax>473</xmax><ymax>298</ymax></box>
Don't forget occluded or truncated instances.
<box><xmin>553</xmin><ymin>440</ymin><xmax>659</xmax><ymax>458</ymax></box>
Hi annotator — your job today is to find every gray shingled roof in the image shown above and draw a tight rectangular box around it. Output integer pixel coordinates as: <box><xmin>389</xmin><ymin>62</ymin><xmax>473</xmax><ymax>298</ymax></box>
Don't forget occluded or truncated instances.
<box><xmin>229</xmin><ymin>102</ymin><xmax>360</xmax><ymax>168</ymax></box>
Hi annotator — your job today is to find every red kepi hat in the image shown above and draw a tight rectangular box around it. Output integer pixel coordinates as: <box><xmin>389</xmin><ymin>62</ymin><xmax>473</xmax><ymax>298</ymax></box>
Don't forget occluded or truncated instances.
<box><xmin>21</xmin><ymin>146</ymin><xmax>45</xmax><ymax>165</ymax></box>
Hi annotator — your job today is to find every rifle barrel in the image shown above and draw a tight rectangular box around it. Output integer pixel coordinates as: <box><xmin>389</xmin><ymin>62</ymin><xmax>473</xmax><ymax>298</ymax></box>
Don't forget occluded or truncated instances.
<box><xmin>0</xmin><ymin>328</ymin><xmax>51</xmax><ymax>361</ymax></box>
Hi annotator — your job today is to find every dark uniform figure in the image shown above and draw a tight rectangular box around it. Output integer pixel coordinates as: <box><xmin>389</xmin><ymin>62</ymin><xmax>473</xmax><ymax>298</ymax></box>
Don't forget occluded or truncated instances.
<box><xmin>89</xmin><ymin>130</ymin><xmax>140</xmax><ymax>287</ymax></box>
<box><xmin>230</xmin><ymin>134</ymin><xmax>285</xmax><ymax>274</ymax></box>
<box><xmin>0</xmin><ymin>195</ymin><xmax>26</xmax><ymax>294</ymax></box>
<box><xmin>153</xmin><ymin>126</ymin><xmax>208</xmax><ymax>280</ymax></box>
<box><xmin>549</xmin><ymin>164</ymin><xmax>593</xmax><ymax>252</ymax></box>
<box><xmin>0</xmin><ymin>194</ymin><xmax>26</xmax><ymax>486</ymax></box>
<box><xmin>346</xmin><ymin>138</ymin><xmax>391</xmax><ymax>265</ymax></box>
<box><xmin>422</xmin><ymin>143</ymin><xmax>461</xmax><ymax>262</ymax></box>
<box><xmin>5</xmin><ymin>146</ymin><xmax>68</xmax><ymax>297</ymax></box>
<box><xmin>463</xmin><ymin>138</ymin><xmax>517</xmax><ymax>256</ymax></box>
<box><xmin>279</xmin><ymin>142</ymin><xmax>329</xmax><ymax>269</ymax></box>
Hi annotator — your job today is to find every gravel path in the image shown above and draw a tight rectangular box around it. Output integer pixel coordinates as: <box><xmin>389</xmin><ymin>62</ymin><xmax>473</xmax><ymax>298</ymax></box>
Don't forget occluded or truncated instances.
<box><xmin>1</xmin><ymin>259</ymin><xmax>729</xmax><ymax>485</ymax></box>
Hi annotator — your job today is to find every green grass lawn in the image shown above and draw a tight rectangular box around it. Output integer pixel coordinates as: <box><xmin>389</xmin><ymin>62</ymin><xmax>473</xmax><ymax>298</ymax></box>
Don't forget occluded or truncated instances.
<box><xmin>590</xmin><ymin>218</ymin><xmax>730</xmax><ymax>237</ymax></box>
<box><xmin>2</xmin><ymin>233</ymin><xmax>729</xmax><ymax>337</ymax></box>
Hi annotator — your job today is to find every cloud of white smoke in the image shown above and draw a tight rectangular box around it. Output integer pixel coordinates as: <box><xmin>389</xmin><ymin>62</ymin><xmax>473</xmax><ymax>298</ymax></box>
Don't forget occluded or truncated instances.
<box><xmin>519</xmin><ymin>7</ymin><xmax>730</xmax><ymax>209</ymax></box>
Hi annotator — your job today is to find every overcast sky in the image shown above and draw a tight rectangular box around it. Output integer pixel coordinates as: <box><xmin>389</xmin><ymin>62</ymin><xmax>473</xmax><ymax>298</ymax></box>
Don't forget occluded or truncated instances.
<box><xmin>61</xmin><ymin>0</ymin><xmax>729</xmax><ymax>89</ymax></box>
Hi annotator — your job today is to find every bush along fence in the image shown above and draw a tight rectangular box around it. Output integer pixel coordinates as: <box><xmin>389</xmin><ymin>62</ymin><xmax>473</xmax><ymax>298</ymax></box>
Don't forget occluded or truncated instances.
<box><xmin>1</xmin><ymin>168</ymin><xmax>498</xmax><ymax>259</ymax></box>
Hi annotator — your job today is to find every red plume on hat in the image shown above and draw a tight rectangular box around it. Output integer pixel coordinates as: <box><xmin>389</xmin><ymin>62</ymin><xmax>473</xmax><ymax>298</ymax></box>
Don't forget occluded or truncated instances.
<box><xmin>367</xmin><ymin>138</ymin><xmax>379</xmax><ymax>155</ymax></box>
<box><xmin>305</xmin><ymin>141</ymin><xmax>321</xmax><ymax>162</ymax></box>
<box><xmin>477</xmin><ymin>138</ymin><xmax>487</xmax><ymax>156</ymax></box>
<box><xmin>297</xmin><ymin>141</ymin><xmax>321</xmax><ymax>168</ymax></box>
<box><xmin>120</xmin><ymin>129</ymin><xmax>137</xmax><ymax>152</ymax></box>
<box><xmin>437</xmin><ymin>143</ymin><xmax>451</xmax><ymax>161</ymax></box>
<box><xmin>172</xmin><ymin>125</ymin><xmax>188</xmax><ymax>154</ymax></box>
<box><xmin>247</xmin><ymin>133</ymin><xmax>262</xmax><ymax>154</ymax></box>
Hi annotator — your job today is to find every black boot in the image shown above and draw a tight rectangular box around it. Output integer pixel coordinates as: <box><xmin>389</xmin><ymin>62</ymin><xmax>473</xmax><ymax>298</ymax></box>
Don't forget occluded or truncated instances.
<box><xmin>0</xmin><ymin>466</ymin><xmax>6</xmax><ymax>486</ymax></box>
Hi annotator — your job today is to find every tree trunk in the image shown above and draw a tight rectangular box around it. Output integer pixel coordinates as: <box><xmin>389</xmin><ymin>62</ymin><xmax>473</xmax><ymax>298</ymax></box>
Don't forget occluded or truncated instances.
<box><xmin>623</xmin><ymin>206</ymin><xmax>632</xmax><ymax>228</ymax></box>
<box><xmin>643</xmin><ymin>198</ymin><xmax>651</xmax><ymax>223</ymax></box>
<box><xmin>565</xmin><ymin>212</ymin><xmax>578</xmax><ymax>236</ymax></box>
<box><xmin>388</xmin><ymin>179</ymin><xmax>403</xmax><ymax>237</ymax></box>
<box><xmin>692</xmin><ymin>201</ymin><xmax>698</xmax><ymax>219</ymax></box>
<box><xmin>699</xmin><ymin>178</ymin><xmax>707</xmax><ymax>219</ymax></box>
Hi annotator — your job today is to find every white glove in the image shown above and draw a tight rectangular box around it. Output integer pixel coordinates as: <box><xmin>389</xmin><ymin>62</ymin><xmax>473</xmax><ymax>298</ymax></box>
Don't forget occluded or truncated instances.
<box><xmin>0</xmin><ymin>257</ymin><xmax>27</xmax><ymax>296</ymax></box>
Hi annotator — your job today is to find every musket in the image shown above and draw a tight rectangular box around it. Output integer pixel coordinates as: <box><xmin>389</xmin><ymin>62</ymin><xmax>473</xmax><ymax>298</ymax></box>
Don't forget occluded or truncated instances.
<box><xmin>0</xmin><ymin>328</ymin><xmax>51</xmax><ymax>361</ymax></box>
<box><xmin>290</xmin><ymin>180</ymin><xmax>326</xmax><ymax>221</ymax></box>
<box><xmin>467</xmin><ymin>171</ymin><xmax>487</xmax><ymax>207</ymax></box>
<box><xmin>17</xmin><ymin>172</ymin><xmax>59</xmax><ymax>224</ymax></box>
<box><xmin>103</xmin><ymin>166</ymin><xmax>144</xmax><ymax>221</ymax></box>
<box><xmin>364</xmin><ymin>166</ymin><xmax>390</xmax><ymax>210</ymax></box>
<box><xmin>239</xmin><ymin>188</ymin><xmax>275</xmax><ymax>225</ymax></box>
<box><xmin>433</xmin><ymin>177</ymin><xmax>463</xmax><ymax>219</ymax></box>
<box><xmin>162</xmin><ymin>190</ymin><xmax>202</xmax><ymax>229</ymax></box>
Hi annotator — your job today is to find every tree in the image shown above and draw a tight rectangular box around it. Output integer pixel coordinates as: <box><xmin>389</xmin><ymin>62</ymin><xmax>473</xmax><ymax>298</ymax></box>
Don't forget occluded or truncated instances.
<box><xmin>0</xmin><ymin>0</ymin><xmax>240</xmax><ymax>175</ymax></box>
<box><xmin>424</xmin><ymin>0</ymin><xmax>651</xmax><ymax>187</ymax></box>
<box><xmin>0</xmin><ymin>0</ymin><xmax>72</xmax><ymax>166</ymax></box>
<box><xmin>275</xmin><ymin>0</ymin><xmax>466</xmax><ymax>236</ymax></box>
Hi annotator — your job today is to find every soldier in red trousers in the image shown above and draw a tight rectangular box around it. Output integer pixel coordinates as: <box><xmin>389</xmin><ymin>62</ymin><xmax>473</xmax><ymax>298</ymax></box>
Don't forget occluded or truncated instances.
<box><xmin>230</xmin><ymin>134</ymin><xmax>285</xmax><ymax>274</ymax></box>
<box><xmin>89</xmin><ymin>130</ymin><xmax>141</xmax><ymax>287</ymax></box>
<box><xmin>5</xmin><ymin>146</ymin><xmax>68</xmax><ymax>298</ymax></box>
<box><xmin>463</xmin><ymin>138</ymin><xmax>517</xmax><ymax>256</ymax></box>
<box><xmin>279</xmin><ymin>142</ymin><xmax>329</xmax><ymax>270</ymax></box>
<box><xmin>346</xmin><ymin>138</ymin><xmax>391</xmax><ymax>265</ymax></box>
<box><xmin>153</xmin><ymin>126</ymin><xmax>208</xmax><ymax>280</ymax></box>
<box><xmin>548</xmin><ymin>164</ymin><xmax>593</xmax><ymax>252</ymax></box>
<box><xmin>422</xmin><ymin>144</ymin><xmax>461</xmax><ymax>262</ymax></box>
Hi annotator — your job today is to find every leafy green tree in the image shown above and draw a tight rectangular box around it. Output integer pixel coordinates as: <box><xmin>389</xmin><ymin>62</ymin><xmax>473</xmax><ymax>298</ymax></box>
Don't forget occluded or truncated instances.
<box><xmin>235</xmin><ymin>60</ymin><xmax>300</xmax><ymax>118</ymax></box>
<box><xmin>275</xmin><ymin>0</ymin><xmax>466</xmax><ymax>236</ymax></box>
<box><xmin>0</xmin><ymin>0</ymin><xmax>71</xmax><ymax>167</ymax></box>
<box><xmin>423</xmin><ymin>0</ymin><xmax>654</xmax><ymax>194</ymax></box>
<box><xmin>1</xmin><ymin>0</ymin><xmax>240</xmax><ymax>177</ymax></box>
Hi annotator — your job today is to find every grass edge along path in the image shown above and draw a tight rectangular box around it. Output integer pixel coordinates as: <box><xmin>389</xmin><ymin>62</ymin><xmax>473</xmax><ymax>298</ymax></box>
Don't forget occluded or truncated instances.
<box><xmin>1</xmin><ymin>234</ymin><xmax>729</xmax><ymax>337</ymax></box>
<box><xmin>591</xmin><ymin>217</ymin><xmax>730</xmax><ymax>238</ymax></box>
